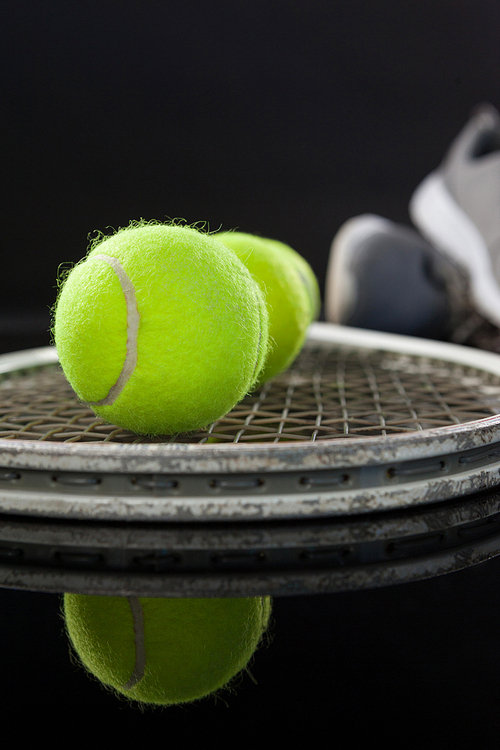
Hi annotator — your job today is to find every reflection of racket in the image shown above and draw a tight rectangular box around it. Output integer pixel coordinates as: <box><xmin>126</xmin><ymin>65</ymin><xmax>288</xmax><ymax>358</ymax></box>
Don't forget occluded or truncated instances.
<box><xmin>1</xmin><ymin>321</ymin><xmax>500</xmax><ymax>596</ymax></box>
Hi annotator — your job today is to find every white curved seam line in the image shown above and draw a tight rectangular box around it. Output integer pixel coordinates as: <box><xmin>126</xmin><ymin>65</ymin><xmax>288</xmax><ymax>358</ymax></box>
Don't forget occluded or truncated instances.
<box><xmin>122</xmin><ymin>597</ymin><xmax>146</xmax><ymax>690</ymax></box>
<box><xmin>251</xmin><ymin>284</ymin><xmax>265</xmax><ymax>380</ymax></box>
<box><xmin>87</xmin><ymin>254</ymin><xmax>139</xmax><ymax>406</ymax></box>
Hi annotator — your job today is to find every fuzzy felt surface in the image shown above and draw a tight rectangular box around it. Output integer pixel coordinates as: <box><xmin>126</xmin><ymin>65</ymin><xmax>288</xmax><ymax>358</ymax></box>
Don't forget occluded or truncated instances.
<box><xmin>217</xmin><ymin>231</ymin><xmax>320</xmax><ymax>382</ymax></box>
<box><xmin>53</xmin><ymin>223</ymin><xmax>269</xmax><ymax>435</ymax></box>
<box><xmin>63</xmin><ymin>594</ymin><xmax>272</xmax><ymax>706</ymax></box>
<box><xmin>53</xmin><ymin>259</ymin><xmax>128</xmax><ymax>402</ymax></box>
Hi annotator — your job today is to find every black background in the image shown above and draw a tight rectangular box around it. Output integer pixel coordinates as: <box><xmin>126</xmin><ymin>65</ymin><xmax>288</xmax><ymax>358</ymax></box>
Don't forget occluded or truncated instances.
<box><xmin>2</xmin><ymin>1</ymin><xmax>500</xmax><ymax>747</ymax></box>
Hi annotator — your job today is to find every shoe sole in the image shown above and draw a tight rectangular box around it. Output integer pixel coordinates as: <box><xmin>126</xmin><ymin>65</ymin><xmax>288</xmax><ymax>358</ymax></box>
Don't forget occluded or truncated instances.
<box><xmin>325</xmin><ymin>214</ymin><xmax>392</xmax><ymax>323</ymax></box>
<box><xmin>410</xmin><ymin>171</ymin><xmax>500</xmax><ymax>327</ymax></box>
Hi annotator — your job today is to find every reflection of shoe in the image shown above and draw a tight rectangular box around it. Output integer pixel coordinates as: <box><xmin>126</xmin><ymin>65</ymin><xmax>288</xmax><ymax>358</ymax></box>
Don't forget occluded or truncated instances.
<box><xmin>409</xmin><ymin>103</ymin><xmax>500</xmax><ymax>327</ymax></box>
<box><xmin>325</xmin><ymin>214</ymin><xmax>471</xmax><ymax>340</ymax></box>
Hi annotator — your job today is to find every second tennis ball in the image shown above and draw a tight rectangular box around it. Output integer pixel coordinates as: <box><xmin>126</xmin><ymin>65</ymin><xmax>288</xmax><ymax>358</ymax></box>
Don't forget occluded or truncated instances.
<box><xmin>217</xmin><ymin>231</ymin><xmax>320</xmax><ymax>383</ymax></box>
<box><xmin>53</xmin><ymin>223</ymin><xmax>269</xmax><ymax>435</ymax></box>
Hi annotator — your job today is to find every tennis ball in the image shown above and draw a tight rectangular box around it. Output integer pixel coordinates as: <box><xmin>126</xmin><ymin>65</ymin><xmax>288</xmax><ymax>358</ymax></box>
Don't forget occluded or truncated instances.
<box><xmin>217</xmin><ymin>231</ymin><xmax>320</xmax><ymax>383</ymax></box>
<box><xmin>63</xmin><ymin>594</ymin><xmax>272</xmax><ymax>706</ymax></box>
<box><xmin>53</xmin><ymin>223</ymin><xmax>270</xmax><ymax>435</ymax></box>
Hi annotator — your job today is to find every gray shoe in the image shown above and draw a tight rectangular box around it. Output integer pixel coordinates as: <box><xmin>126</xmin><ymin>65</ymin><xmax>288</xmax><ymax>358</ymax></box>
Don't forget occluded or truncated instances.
<box><xmin>325</xmin><ymin>214</ymin><xmax>472</xmax><ymax>340</ymax></box>
<box><xmin>409</xmin><ymin>103</ymin><xmax>500</xmax><ymax>327</ymax></box>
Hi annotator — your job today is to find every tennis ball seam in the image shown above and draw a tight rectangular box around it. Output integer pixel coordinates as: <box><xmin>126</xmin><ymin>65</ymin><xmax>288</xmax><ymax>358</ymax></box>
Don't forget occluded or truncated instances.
<box><xmin>251</xmin><ymin>283</ymin><xmax>266</xmax><ymax>382</ymax></box>
<box><xmin>122</xmin><ymin>597</ymin><xmax>146</xmax><ymax>690</ymax></box>
<box><xmin>87</xmin><ymin>254</ymin><xmax>140</xmax><ymax>407</ymax></box>
<box><xmin>87</xmin><ymin>253</ymin><xmax>266</xmax><ymax>404</ymax></box>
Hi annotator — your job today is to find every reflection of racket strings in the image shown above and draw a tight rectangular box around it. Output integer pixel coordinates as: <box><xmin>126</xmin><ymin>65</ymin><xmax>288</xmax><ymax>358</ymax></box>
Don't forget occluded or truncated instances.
<box><xmin>1</xmin><ymin>322</ymin><xmax>500</xmax><ymax>595</ymax></box>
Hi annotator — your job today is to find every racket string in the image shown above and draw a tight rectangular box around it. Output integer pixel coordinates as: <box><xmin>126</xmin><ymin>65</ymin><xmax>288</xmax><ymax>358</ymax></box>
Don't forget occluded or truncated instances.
<box><xmin>0</xmin><ymin>345</ymin><xmax>499</xmax><ymax>443</ymax></box>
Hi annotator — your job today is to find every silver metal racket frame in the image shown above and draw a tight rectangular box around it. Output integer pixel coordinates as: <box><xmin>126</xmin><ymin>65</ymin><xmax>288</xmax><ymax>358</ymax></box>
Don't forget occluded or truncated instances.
<box><xmin>1</xmin><ymin>323</ymin><xmax>500</xmax><ymax>523</ymax></box>
<box><xmin>1</xmin><ymin>322</ymin><xmax>500</xmax><ymax>596</ymax></box>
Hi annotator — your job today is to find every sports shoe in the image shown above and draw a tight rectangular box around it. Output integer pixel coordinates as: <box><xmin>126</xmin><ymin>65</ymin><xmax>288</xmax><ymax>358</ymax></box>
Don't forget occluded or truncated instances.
<box><xmin>325</xmin><ymin>214</ymin><xmax>473</xmax><ymax>340</ymax></box>
<box><xmin>409</xmin><ymin>103</ymin><xmax>500</xmax><ymax>328</ymax></box>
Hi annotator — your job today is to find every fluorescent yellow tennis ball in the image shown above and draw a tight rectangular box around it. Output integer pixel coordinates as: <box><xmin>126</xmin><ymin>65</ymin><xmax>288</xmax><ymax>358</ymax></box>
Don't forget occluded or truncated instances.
<box><xmin>63</xmin><ymin>594</ymin><xmax>272</xmax><ymax>706</ymax></box>
<box><xmin>216</xmin><ymin>231</ymin><xmax>320</xmax><ymax>383</ymax></box>
<box><xmin>53</xmin><ymin>223</ymin><xmax>270</xmax><ymax>435</ymax></box>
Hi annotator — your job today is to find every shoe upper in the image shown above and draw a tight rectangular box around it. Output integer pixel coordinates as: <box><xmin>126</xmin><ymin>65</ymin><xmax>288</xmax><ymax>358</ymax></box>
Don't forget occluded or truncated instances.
<box><xmin>327</xmin><ymin>216</ymin><xmax>471</xmax><ymax>340</ymax></box>
<box><xmin>441</xmin><ymin>103</ymin><xmax>500</xmax><ymax>255</ymax></box>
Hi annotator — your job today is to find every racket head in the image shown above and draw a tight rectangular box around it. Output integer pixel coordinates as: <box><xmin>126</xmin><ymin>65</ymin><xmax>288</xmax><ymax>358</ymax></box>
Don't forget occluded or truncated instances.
<box><xmin>1</xmin><ymin>322</ymin><xmax>500</xmax><ymax>595</ymax></box>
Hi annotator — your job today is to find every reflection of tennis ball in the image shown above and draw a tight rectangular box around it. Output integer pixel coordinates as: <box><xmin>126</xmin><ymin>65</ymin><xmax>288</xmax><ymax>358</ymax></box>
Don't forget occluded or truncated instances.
<box><xmin>53</xmin><ymin>223</ymin><xmax>269</xmax><ymax>435</ymax></box>
<box><xmin>217</xmin><ymin>231</ymin><xmax>320</xmax><ymax>383</ymax></box>
<box><xmin>63</xmin><ymin>594</ymin><xmax>272</xmax><ymax>706</ymax></box>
